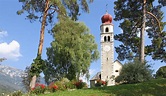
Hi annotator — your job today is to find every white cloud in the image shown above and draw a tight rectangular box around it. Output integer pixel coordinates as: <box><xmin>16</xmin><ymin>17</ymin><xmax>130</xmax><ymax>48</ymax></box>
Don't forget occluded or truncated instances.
<box><xmin>0</xmin><ymin>40</ymin><xmax>22</xmax><ymax>61</ymax></box>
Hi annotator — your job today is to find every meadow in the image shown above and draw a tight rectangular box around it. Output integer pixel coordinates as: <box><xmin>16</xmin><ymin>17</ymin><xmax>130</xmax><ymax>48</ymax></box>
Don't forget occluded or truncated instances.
<box><xmin>36</xmin><ymin>78</ymin><xmax>166</xmax><ymax>96</ymax></box>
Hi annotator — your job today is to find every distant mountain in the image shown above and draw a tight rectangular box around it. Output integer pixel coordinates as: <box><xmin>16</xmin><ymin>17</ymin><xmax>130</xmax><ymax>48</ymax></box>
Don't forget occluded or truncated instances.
<box><xmin>0</xmin><ymin>65</ymin><xmax>25</xmax><ymax>94</ymax></box>
<box><xmin>0</xmin><ymin>65</ymin><xmax>46</xmax><ymax>94</ymax></box>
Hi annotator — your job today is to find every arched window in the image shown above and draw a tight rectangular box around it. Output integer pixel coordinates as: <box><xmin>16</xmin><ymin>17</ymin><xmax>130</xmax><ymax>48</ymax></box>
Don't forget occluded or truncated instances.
<box><xmin>108</xmin><ymin>36</ymin><xmax>110</xmax><ymax>42</ymax></box>
<box><xmin>105</xmin><ymin>27</ymin><xmax>109</xmax><ymax>32</ymax></box>
<box><xmin>104</xmin><ymin>36</ymin><xmax>107</xmax><ymax>42</ymax></box>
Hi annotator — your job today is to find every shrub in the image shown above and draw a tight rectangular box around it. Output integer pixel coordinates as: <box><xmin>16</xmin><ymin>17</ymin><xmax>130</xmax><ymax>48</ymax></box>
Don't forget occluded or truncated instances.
<box><xmin>31</xmin><ymin>83</ymin><xmax>46</xmax><ymax>95</ymax></box>
<box><xmin>53</xmin><ymin>78</ymin><xmax>77</xmax><ymax>90</ymax></box>
<box><xmin>156</xmin><ymin>66</ymin><xmax>166</xmax><ymax>78</ymax></box>
<box><xmin>54</xmin><ymin>80</ymin><xmax>67</xmax><ymax>91</ymax></box>
<box><xmin>65</xmin><ymin>80</ymin><xmax>76</xmax><ymax>89</ymax></box>
<box><xmin>74</xmin><ymin>80</ymin><xmax>87</xmax><ymax>89</ymax></box>
<box><xmin>115</xmin><ymin>59</ymin><xmax>153</xmax><ymax>84</ymax></box>
<box><xmin>48</xmin><ymin>78</ymin><xmax>76</xmax><ymax>92</ymax></box>
<box><xmin>48</xmin><ymin>82</ymin><xmax>58</xmax><ymax>92</ymax></box>
<box><xmin>95</xmin><ymin>79</ymin><xmax>108</xmax><ymax>87</ymax></box>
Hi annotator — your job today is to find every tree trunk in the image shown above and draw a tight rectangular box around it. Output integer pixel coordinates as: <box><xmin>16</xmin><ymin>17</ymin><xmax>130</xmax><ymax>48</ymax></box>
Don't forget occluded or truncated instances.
<box><xmin>30</xmin><ymin>0</ymin><xmax>50</xmax><ymax>90</ymax></box>
<box><xmin>30</xmin><ymin>75</ymin><xmax>36</xmax><ymax>89</ymax></box>
<box><xmin>140</xmin><ymin>0</ymin><xmax>146</xmax><ymax>63</ymax></box>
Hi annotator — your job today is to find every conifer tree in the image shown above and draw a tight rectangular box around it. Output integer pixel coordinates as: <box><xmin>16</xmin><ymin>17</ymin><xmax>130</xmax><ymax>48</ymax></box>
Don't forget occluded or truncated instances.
<box><xmin>114</xmin><ymin>0</ymin><xmax>166</xmax><ymax>62</ymax></box>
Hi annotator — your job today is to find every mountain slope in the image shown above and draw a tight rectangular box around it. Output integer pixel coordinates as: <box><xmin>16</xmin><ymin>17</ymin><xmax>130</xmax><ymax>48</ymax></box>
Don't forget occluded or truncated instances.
<box><xmin>0</xmin><ymin>65</ymin><xmax>25</xmax><ymax>93</ymax></box>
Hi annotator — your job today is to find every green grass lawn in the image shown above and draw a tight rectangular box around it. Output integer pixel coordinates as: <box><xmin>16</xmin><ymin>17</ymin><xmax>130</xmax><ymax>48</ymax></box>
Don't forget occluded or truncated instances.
<box><xmin>38</xmin><ymin>78</ymin><xmax>166</xmax><ymax>96</ymax></box>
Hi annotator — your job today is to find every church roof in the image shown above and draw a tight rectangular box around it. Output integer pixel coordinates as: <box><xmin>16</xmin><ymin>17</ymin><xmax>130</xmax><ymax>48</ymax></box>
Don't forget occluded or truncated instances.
<box><xmin>101</xmin><ymin>12</ymin><xmax>112</xmax><ymax>24</ymax></box>
<box><xmin>90</xmin><ymin>72</ymin><xmax>101</xmax><ymax>81</ymax></box>
<box><xmin>114</xmin><ymin>60</ymin><xmax>123</xmax><ymax>66</ymax></box>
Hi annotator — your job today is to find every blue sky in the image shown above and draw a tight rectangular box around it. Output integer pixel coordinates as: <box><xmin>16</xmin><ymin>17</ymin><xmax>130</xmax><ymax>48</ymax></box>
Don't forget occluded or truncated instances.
<box><xmin>0</xmin><ymin>0</ymin><xmax>165</xmax><ymax>80</ymax></box>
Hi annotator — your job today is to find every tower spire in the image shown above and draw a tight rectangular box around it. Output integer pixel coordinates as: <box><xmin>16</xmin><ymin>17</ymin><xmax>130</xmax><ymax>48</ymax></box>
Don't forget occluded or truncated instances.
<box><xmin>106</xmin><ymin>4</ymin><xmax>108</xmax><ymax>13</ymax></box>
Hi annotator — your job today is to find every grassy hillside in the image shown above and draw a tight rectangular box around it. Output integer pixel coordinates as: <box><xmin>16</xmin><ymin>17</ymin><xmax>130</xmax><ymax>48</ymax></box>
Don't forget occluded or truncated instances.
<box><xmin>39</xmin><ymin>78</ymin><xmax>166</xmax><ymax>96</ymax></box>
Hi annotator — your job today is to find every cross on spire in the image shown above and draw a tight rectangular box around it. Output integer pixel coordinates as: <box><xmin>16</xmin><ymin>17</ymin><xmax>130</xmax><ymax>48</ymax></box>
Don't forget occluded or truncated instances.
<box><xmin>106</xmin><ymin>4</ymin><xmax>108</xmax><ymax>13</ymax></box>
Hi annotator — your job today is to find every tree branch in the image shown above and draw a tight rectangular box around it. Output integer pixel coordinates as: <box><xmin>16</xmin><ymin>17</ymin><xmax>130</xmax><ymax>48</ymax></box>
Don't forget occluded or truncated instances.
<box><xmin>146</xmin><ymin>11</ymin><xmax>162</xmax><ymax>33</ymax></box>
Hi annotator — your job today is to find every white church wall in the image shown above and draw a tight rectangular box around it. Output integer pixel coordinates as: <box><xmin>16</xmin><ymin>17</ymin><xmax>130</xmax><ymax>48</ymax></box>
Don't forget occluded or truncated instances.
<box><xmin>113</xmin><ymin>61</ymin><xmax>122</xmax><ymax>78</ymax></box>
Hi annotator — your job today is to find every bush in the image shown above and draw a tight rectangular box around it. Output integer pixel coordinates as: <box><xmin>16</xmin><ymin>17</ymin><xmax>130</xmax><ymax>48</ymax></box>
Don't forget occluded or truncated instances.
<box><xmin>74</xmin><ymin>80</ymin><xmax>87</xmax><ymax>89</ymax></box>
<box><xmin>49</xmin><ymin>78</ymin><xmax>76</xmax><ymax>91</ymax></box>
<box><xmin>61</xmin><ymin>78</ymin><xmax>75</xmax><ymax>89</ymax></box>
<box><xmin>156</xmin><ymin>66</ymin><xmax>166</xmax><ymax>78</ymax></box>
<box><xmin>53</xmin><ymin>81</ymin><xmax>65</xmax><ymax>91</ymax></box>
<box><xmin>115</xmin><ymin>59</ymin><xmax>153</xmax><ymax>84</ymax></box>
<box><xmin>48</xmin><ymin>82</ymin><xmax>58</xmax><ymax>92</ymax></box>
<box><xmin>54</xmin><ymin>78</ymin><xmax>71</xmax><ymax>91</ymax></box>
<box><xmin>31</xmin><ymin>83</ymin><xmax>46</xmax><ymax>95</ymax></box>
<box><xmin>65</xmin><ymin>80</ymin><xmax>76</xmax><ymax>89</ymax></box>
<box><xmin>95</xmin><ymin>79</ymin><xmax>108</xmax><ymax>87</ymax></box>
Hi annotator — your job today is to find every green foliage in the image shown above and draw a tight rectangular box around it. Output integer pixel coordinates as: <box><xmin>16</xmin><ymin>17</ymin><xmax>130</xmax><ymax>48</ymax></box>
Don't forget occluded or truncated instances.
<box><xmin>17</xmin><ymin>0</ymin><xmax>94</xmax><ymax>22</ymax></box>
<box><xmin>30</xmin><ymin>56</ymin><xmax>45</xmax><ymax>77</ymax></box>
<box><xmin>156</xmin><ymin>66</ymin><xmax>166</xmax><ymax>78</ymax></box>
<box><xmin>22</xmin><ymin>66</ymin><xmax>31</xmax><ymax>91</ymax></box>
<box><xmin>115</xmin><ymin>59</ymin><xmax>153</xmax><ymax>84</ymax></box>
<box><xmin>60</xmin><ymin>78</ymin><xmax>76</xmax><ymax>89</ymax></box>
<box><xmin>95</xmin><ymin>79</ymin><xmax>108</xmax><ymax>87</ymax></box>
<box><xmin>31</xmin><ymin>83</ymin><xmax>46</xmax><ymax>95</ymax></box>
<box><xmin>65</xmin><ymin>80</ymin><xmax>76</xmax><ymax>89</ymax></box>
<box><xmin>48</xmin><ymin>82</ymin><xmax>58</xmax><ymax>92</ymax></box>
<box><xmin>22</xmin><ymin>66</ymin><xmax>41</xmax><ymax>92</ymax></box>
<box><xmin>54</xmin><ymin>81</ymin><xmax>67</xmax><ymax>91</ymax></box>
<box><xmin>114</xmin><ymin>0</ymin><xmax>166</xmax><ymax>62</ymax></box>
<box><xmin>18</xmin><ymin>0</ymin><xmax>95</xmax><ymax>88</ymax></box>
<box><xmin>158</xmin><ymin>0</ymin><xmax>166</xmax><ymax>6</ymax></box>
<box><xmin>53</xmin><ymin>78</ymin><xmax>76</xmax><ymax>91</ymax></box>
<box><xmin>44</xmin><ymin>18</ymin><xmax>99</xmax><ymax>83</ymax></box>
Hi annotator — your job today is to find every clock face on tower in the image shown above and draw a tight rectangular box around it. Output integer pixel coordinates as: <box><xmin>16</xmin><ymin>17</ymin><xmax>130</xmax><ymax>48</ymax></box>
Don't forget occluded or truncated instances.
<box><xmin>104</xmin><ymin>45</ymin><xmax>110</xmax><ymax>52</ymax></box>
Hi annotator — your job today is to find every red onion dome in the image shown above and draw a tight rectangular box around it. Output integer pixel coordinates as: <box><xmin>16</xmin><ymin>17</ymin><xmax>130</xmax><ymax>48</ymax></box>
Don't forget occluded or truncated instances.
<box><xmin>101</xmin><ymin>13</ymin><xmax>112</xmax><ymax>24</ymax></box>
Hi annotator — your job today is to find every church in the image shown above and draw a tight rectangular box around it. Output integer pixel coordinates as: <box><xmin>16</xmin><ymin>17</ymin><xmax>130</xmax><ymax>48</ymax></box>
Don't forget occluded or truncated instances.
<box><xmin>90</xmin><ymin>12</ymin><xmax>122</xmax><ymax>87</ymax></box>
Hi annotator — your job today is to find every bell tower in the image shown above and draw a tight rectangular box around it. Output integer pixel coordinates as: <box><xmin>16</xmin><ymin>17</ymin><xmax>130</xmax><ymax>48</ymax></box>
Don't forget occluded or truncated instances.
<box><xmin>100</xmin><ymin>12</ymin><xmax>115</xmax><ymax>86</ymax></box>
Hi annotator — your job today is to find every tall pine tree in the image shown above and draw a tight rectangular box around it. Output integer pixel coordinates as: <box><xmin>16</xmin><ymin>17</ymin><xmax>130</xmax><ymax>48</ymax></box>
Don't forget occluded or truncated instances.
<box><xmin>114</xmin><ymin>0</ymin><xmax>166</xmax><ymax>62</ymax></box>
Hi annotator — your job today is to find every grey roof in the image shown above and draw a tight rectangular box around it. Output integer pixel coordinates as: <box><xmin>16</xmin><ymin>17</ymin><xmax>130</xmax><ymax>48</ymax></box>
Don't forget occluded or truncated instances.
<box><xmin>114</xmin><ymin>60</ymin><xmax>123</xmax><ymax>66</ymax></box>
<box><xmin>90</xmin><ymin>72</ymin><xmax>101</xmax><ymax>80</ymax></box>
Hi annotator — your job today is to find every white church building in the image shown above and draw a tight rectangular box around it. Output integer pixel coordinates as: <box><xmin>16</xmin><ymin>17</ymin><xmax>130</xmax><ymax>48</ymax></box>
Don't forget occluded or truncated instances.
<box><xmin>90</xmin><ymin>12</ymin><xmax>122</xmax><ymax>87</ymax></box>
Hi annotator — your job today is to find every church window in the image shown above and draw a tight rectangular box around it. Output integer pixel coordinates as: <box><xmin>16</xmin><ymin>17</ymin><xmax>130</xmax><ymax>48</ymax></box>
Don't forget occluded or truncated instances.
<box><xmin>99</xmin><ymin>74</ymin><xmax>101</xmax><ymax>79</ymax></box>
<box><xmin>104</xmin><ymin>36</ymin><xmax>107</xmax><ymax>42</ymax></box>
<box><xmin>108</xmin><ymin>36</ymin><xmax>110</xmax><ymax>42</ymax></box>
<box><xmin>115</xmin><ymin>70</ymin><xmax>118</xmax><ymax>72</ymax></box>
<box><xmin>105</xmin><ymin>27</ymin><xmax>109</xmax><ymax>32</ymax></box>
